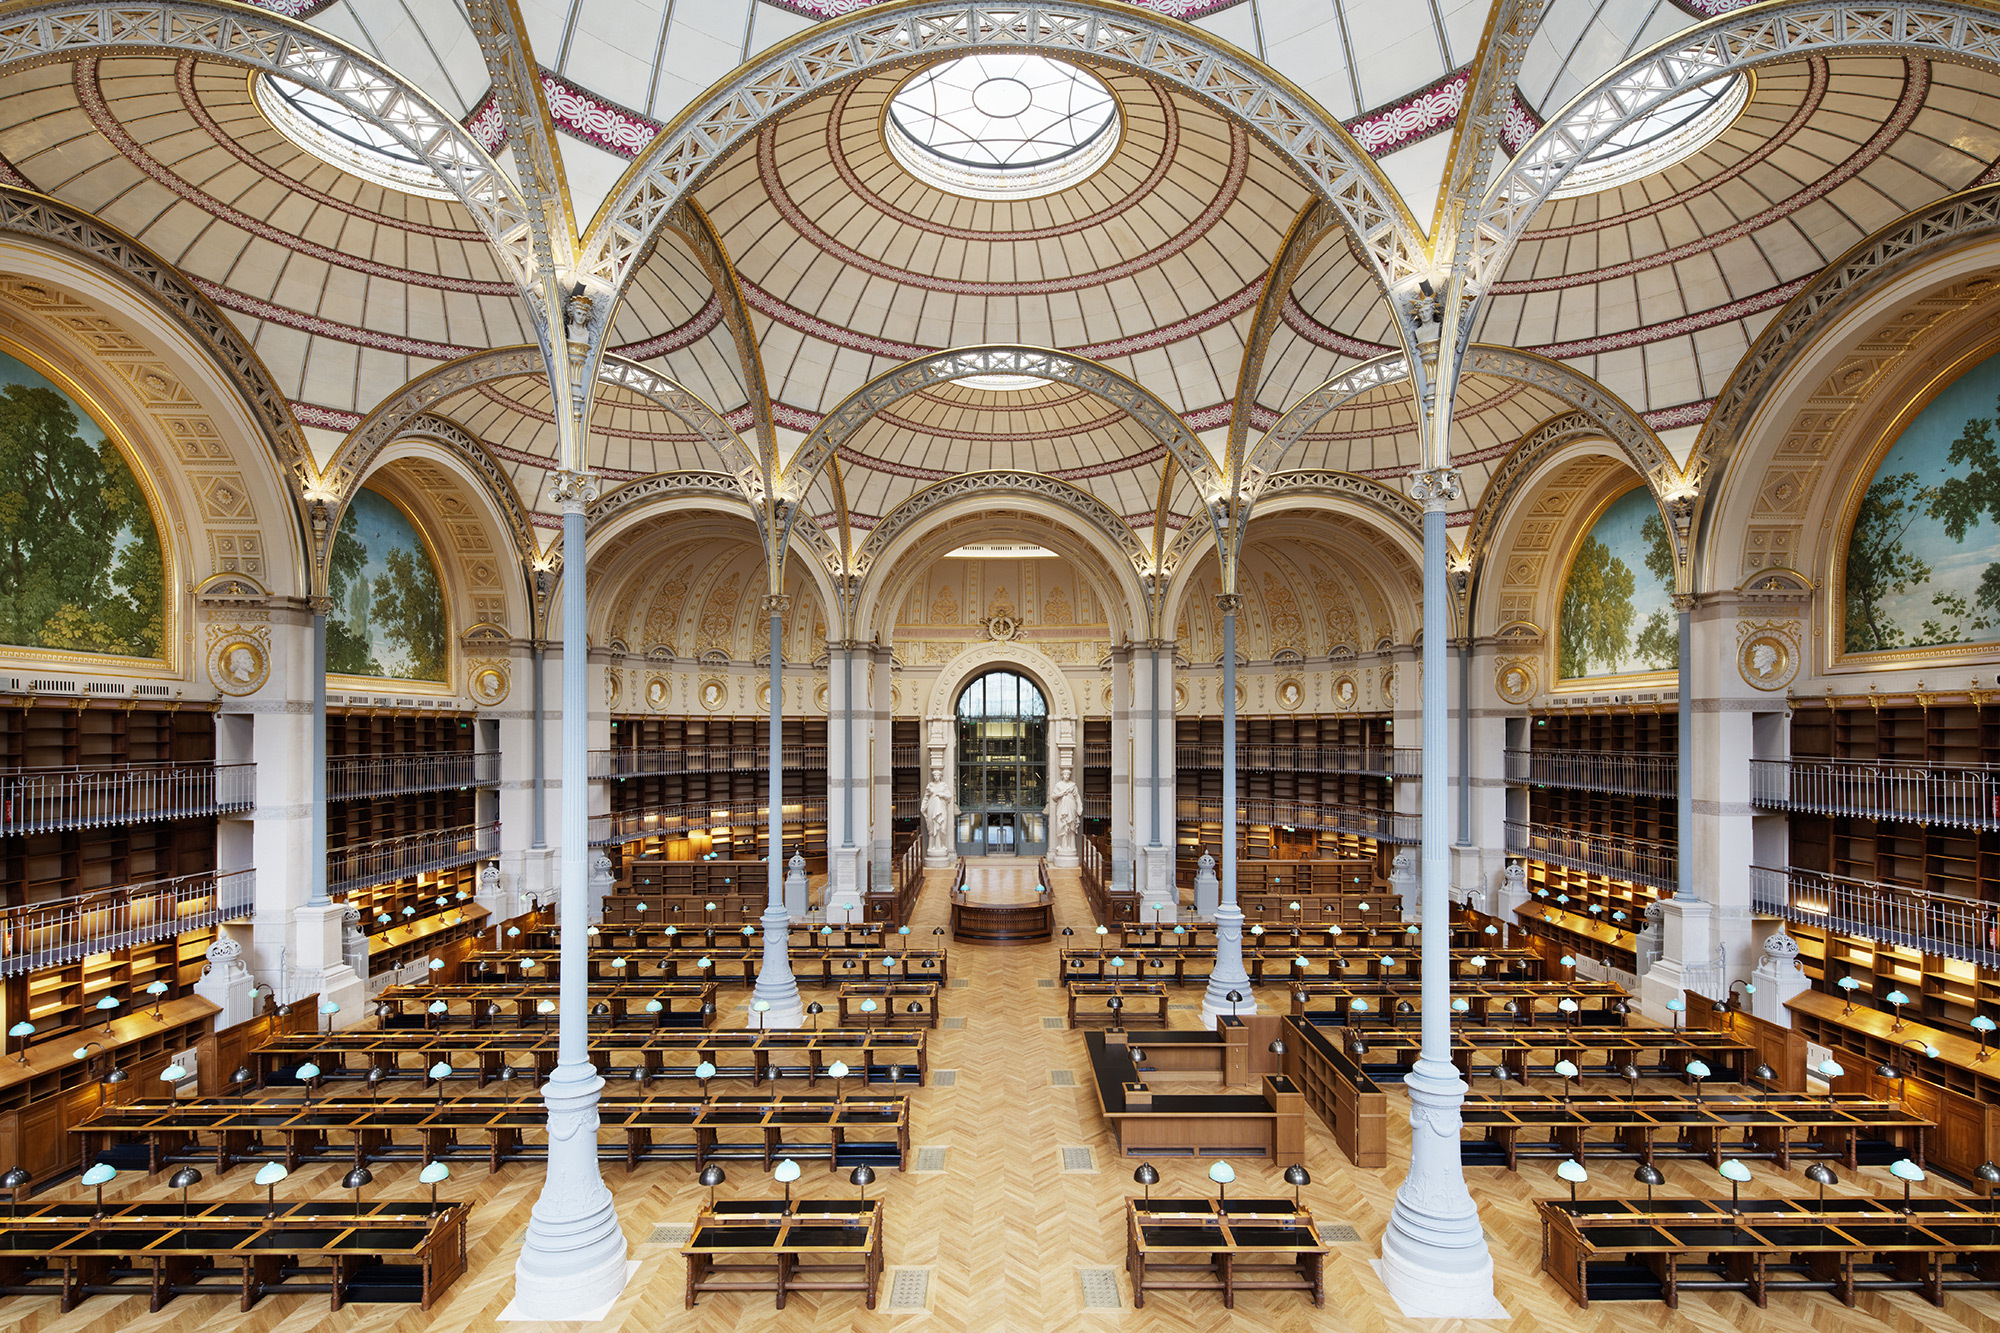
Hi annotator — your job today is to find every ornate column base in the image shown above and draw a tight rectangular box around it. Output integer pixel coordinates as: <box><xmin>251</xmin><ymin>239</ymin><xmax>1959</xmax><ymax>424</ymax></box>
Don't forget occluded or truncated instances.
<box><xmin>510</xmin><ymin>1067</ymin><xmax>629</xmax><ymax>1317</ymax></box>
<box><xmin>293</xmin><ymin>902</ymin><xmax>365</xmax><ymax>1025</ymax></box>
<box><xmin>1199</xmin><ymin>903</ymin><xmax>1258</xmax><ymax>1029</ymax></box>
<box><xmin>824</xmin><ymin>846</ymin><xmax>867</xmax><ymax>923</ymax></box>
<box><xmin>1375</xmin><ymin>1061</ymin><xmax>1507</xmax><ymax>1319</ymax></box>
<box><xmin>1749</xmin><ymin>927</ymin><xmax>1811</xmax><ymax>1026</ymax></box>
<box><xmin>750</xmin><ymin>903</ymin><xmax>805</xmax><ymax>1028</ymax></box>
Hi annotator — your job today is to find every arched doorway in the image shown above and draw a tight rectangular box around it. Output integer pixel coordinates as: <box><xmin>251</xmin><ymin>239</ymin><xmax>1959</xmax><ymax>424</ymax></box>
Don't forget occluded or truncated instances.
<box><xmin>954</xmin><ymin>670</ymin><xmax>1049</xmax><ymax>857</ymax></box>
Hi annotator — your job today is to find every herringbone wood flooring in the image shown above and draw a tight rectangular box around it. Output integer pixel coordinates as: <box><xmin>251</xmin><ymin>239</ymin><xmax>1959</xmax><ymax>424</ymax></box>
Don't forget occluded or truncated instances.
<box><xmin>12</xmin><ymin>865</ymin><xmax>2000</xmax><ymax>1333</ymax></box>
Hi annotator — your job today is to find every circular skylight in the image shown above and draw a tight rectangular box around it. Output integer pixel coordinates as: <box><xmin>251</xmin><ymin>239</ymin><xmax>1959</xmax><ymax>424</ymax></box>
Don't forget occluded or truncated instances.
<box><xmin>1548</xmin><ymin>73</ymin><xmax>1750</xmax><ymax>200</ymax></box>
<box><xmin>953</xmin><ymin>373</ymin><xmax>1052</xmax><ymax>392</ymax></box>
<box><xmin>887</xmin><ymin>55</ymin><xmax>1118</xmax><ymax>200</ymax></box>
<box><xmin>254</xmin><ymin>74</ymin><xmax>457</xmax><ymax>200</ymax></box>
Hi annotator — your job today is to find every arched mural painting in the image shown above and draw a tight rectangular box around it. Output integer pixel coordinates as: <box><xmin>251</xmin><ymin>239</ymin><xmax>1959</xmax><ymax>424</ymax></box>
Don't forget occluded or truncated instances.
<box><xmin>327</xmin><ymin>486</ymin><xmax>448</xmax><ymax>682</ymax></box>
<box><xmin>1557</xmin><ymin>486</ymin><xmax>1676</xmax><ymax>681</ymax></box>
<box><xmin>0</xmin><ymin>347</ymin><xmax>164</xmax><ymax>660</ymax></box>
<box><xmin>1843</xmin><ymin>347</ymin><xmax>2000</xmax><ymax>656</ymax></box>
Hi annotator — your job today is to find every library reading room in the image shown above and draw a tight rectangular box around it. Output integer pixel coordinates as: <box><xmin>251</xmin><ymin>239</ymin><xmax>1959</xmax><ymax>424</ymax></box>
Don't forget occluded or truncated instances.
<box><xmin>3</xmin><ymin>1</ymin><xmax>2000</xmax><ymax>1330</ymax></box>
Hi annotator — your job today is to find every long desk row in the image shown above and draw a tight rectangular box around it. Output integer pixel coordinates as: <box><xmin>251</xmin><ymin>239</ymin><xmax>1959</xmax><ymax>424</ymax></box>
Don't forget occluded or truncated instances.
<box><xmin>1335</xmin><ymin>1025</ymin><xmax>1756</xmax><ymax>1083</ymax></box>
<box><xmin>1056</xmin><ymin>946</ymin><xmax>1543</xmax><ymax>986</ymax></box>
<box><xmin>0</xmin><ymin>1198</ymin><xmax>469</xmax><ymax>1312</ymax></box>
<box><xmin>252</xmin><ymin>1028</ymin><xmax>928</xmax><ymax>1088</ymax></box>
<box><xmin>1291</xmin><ymin>979</ymin><xmax>1630</xmax><ymax>1025</ymax></box>
<box><xmin>372</xmin><ymin>981</ymin><xmax>717</xmax><ymax>1029</ymax></box>
<box><xmin>76</xmin><ymin>1093</ymin><xmax>910</xmax><ymax>1176</ymax></box>
<box><xmin>1539</xmin><ymin>1196</ymin><xmax>2000</xmax><ymax>1309</ymax></box>
<box><xmin>461</xmin><ymin>947</ymin><xmax>948</xmax><ymax>987</ymax></box>
<box><xmin>1460</xmin><ymin>1093</ymin><xmax>1930</xmax><ymax>1171</ymax></box>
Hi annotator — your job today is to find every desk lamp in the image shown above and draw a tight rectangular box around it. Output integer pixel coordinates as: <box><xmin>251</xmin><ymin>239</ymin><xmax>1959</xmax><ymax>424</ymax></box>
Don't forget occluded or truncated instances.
<box><xmin>1555</xmin><ymin>1158</ymin><xmax>1586</xmax><ymax>1204</ymax></box>
<box><xmin>774</xmin><ymin>1158</ymin><xmax>802</xmax><ymax>1213</ymax></box>
<box><xmin>2</xmin><ymin>1167</ymin><xmax>29</xmax><ymax>1222</ymax></box>
<box><xmin>699</xmin><ymin>1164</ymin><xmax>725</xmax><ymax>1208</ymax></box>
<box><xmin>342</xmin><ymin>1165</ymin><xmax>372</xmax><ymax>1216</ymax></box>
<box><xmin>420</xmin><ymin>1161</ymin><xmax>450</xmax><ymax>1218</ymax></box>
<box><xmin>1888</xmin><ymin>1159</ymin><xmax>1924</xmax><ymax>1222</ymax></box>
<box><xmin>1804</xmin><ymin>1161</ymin><xmax>1837</xmax><ymax>1210</ymax></box>
<box><xmin>254</xmin><ymin>1161</ymin><xmax>288</xmax><ymax>1217</ymax></box>
<box><xmin>1719</xmin><ymin>1158</ymin><xmax>1751</xmax><ymax>1217</ymax></box>
<box><xmin>1283</xmin><ymin>1164</ymin><xmax>1309</xmax><ymax>1208</ymax></box>
<box><xmin>1207</xmin><ymin>1159</ymin><xmax>1234</xmax><ymax>1205</ymax></box>
<box><xmin>82</xmin><ymin>1162</ymin><xmax>117</xmax><ymax>1220</ymax></box>
<box><xmin>1634</xmin><ymin>1162</ymin><xmax>1663</xmax><ymax>1206</ymax></box>
<box><xmin>1133</xmin><ymin>1163</ymin><xmax>1158</xmax><ymax>1202</ymax></box>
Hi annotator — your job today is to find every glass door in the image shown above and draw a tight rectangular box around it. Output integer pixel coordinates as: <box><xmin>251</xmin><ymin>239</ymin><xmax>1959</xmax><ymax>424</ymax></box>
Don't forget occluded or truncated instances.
<box><xmin>952</xmin><ymin>670</ymin><xmax>1049</xmax><ymax>856</ymax></box>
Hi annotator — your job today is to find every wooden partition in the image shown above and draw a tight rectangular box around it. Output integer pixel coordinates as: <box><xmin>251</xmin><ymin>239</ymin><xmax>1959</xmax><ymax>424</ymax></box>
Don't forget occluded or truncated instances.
<box><xmin>863</xmin><ymin>834</ymin><xmax>923</xmax><ymax>926</ymax></box>
<box><xmin>1282</xmin><ymin>1016</ymin><xmax>1386</xmax><ymax>1168</ymax></box>
<box><xmin>948</xmin><ymin>857</ymin><xmax>1053</xmax><ymax>944</ymax></box>
<box><xmin>197</xmin><ymin>996</ymin><xmax>316</xmax><ymax>1097</ymax></box>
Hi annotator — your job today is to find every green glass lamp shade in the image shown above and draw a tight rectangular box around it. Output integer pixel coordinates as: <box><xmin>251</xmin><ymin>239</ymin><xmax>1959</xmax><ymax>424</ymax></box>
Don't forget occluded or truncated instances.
<box><xmin>1886</xmin><ymin>990</ymin><xmax>1910</xmax><ymax>1006</ymax></box>
<box><xmin>1890</xmin><ymin>1159</ymin><xmax>1926</xmax><ymax>1183</ymax></box>
<box><xmin>419</xmin><ymin>1162</ymin><xmax>450</xmax><ymax>1185</ymax></box>
<box><xmin>1207</xmin><ymin>1161</ymin><xmax>1235</xmax><ymax>1184</ymax></box>
<box><xmin>753</xmin><ymin>1000</ymin><xmax>770</xmax><ymax>1013</ymax></box>
<box><xmin>8</xmin><ymin>1022</ymin><xmax>32</xmax><ymax>1038</ymax></box>
<box><xmin>1555</xmin><ymin>1159</ymin><xmax>1587</xmax><ymax>1184</ymax></box>
<box><xmin>861</xmin><ymin>1000</ymin><xmax>878</xmax><ymax>1012</ymax></box>
<box><xmin>1111</xmin><ymin>958</ymin><xmax>1125</xmax><ymax>968</ymax></box>
<box><xmin>1973</xmin><ymin>1017</ymin><xmax>1997</xmax><ymax>1033</ymax></box>
<box><xmin>428</xmin><ymin>1001</ymin><xmax>448</xmax><ymax>1015</ymax></box>
<box><xmin>296</xmin><ymin>1062</ymin><xmax>320</xmax><ymax>1080</ymax></box>
<box><xmin>773</xmin><ymin>1159</ymin><xmax>802</xmax><ymax>1183</ymax></box>
<box><xmin>695</xmin><ymin>1061</ymin><xmax>717</xmax><ymax>1079</ymax></box>
<box><xmin>645</xmin><ymin>1000</ymin><xmax>664</xmax><ymax>1013</ymax></box>
<box><xmin>1451</xmin><ymin>999</ymin><xmax>1470</xmax><ymax>1013</ymax></box>
<box><xmin>1719</xmin><ymin>1160</ymin><xmax>1752</xmax><ymax>1183</ymax></box>
<box><xmin>427</xmin><ymin>958</ymin><xmax>445</xmax><ymax>970</ymax></box>
<box><xmin>145</xmin><ymin>981</ymin><xmax>169</xmax><ymax>996</ymax></box>
<box><xmin>1665</xmin><ymin>999</ymin><xmax>1685</xmax><ymax>1012</ymax></box>
<box><xmin>159</xmin><ymin>1063</ymin><xmax>187</xmax><ymax>1082</ymax></box>
<box><xmin>95</xmin><ymin>997</ymin><xmax>119</xmax><ymax>1012</ymax></box>
<box><xmin>428</xmin><ymin>1061</ymin><xmax>452</xmax><ymax>1080</ymax></box>
<box><xmin>1555</xmin><ymin>1060</ymin><xmax>1580</xmax><ymax>1078</ymax></box>
<box><xmin>1350</xmin><ymin>999</ymin><xmax>1370</xmax><ymax>1012</ymax></box>
<box><xmin>1686</xmin><ymin>1061</ymin><xmax>1712</xmax><ymax>1079</ymax></box>
<box><xmin>254</xmin><ymin>1162</ymin><xmax>288</xmax><ymax>1186</ymax></box>
<box><xmin>827</xmin><ymin>1060</ymin><xmax>850</xmax><ymax>1080</ymax></box>
<box><xmin>81</xmin><ymin>1163</ymin><xmax>116</xmax><ymax>1186</ymax></box>
<box><xmin>1817</xmin><ymin>1058</ymin><xmax>1845</xmax><ymax>1079</ymax></box>
<box><xmin>536</xmin><ymin>1000</ymin><xmax>555</xmax><ymax>1014</ymax></box>
<box><xmin>1469</xmin><ymin>956</ymin><xmax>1487</xmax><ymax>968</ymax></box>
<box><xmin>1560</xmin><ymin>955</ymin><xmax>1576</xmax><ymax>967</ymax></box>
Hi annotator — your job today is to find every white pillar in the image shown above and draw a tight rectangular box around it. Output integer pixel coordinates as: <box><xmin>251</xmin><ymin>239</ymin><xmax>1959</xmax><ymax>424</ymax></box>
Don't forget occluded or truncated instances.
<box><xmin>512</xmin><ymin>474</ymin><xmax>627</xmax><ymax>1314</ymax></box>
<box><xmin>1202</xmin><ymin>595</ymin><xmax>1255</xmax><ymax>1027</ymax></box>
<box><xmin>1107</xmin><ymin>643</ymin><xmax>1134</xmax><ymax>891</ymax></box>
<box><xmin>294</xmin><ymin>604</ymin><xmax>363</xmax><ymax>1021</ymax></box>
<box><xmin>1378</xmin><ymin>469</ymin><xmax>1500</xmax><ymax>1318</ymax></box>
<box><xmin>825</xmin><ymin>639</ymin><xmax>867</xmax><ymax>920</ymax></box>
<box><xmin>751</xmin><ymin>597</ymin><xmax>803</xmax><ymax>1026</ymax></box>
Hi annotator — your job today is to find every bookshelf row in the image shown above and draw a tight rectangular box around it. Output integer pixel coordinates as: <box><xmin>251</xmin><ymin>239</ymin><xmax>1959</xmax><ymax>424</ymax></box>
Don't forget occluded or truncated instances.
<box><xmin>1</xmin><ymin>926</ymin><xmax>215</xmax><ymax>1055</ymax></box>
<box><xmin>0</xmin><ymin>700</ymin><xmax>214</xmax><ymax>770</ymax></box>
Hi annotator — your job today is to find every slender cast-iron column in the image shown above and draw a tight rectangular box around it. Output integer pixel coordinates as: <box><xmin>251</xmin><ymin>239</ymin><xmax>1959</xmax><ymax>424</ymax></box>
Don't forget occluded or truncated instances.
<box><xmin>1148</xmin><ymin>642</ymin><xmax>1161</xmax><ymax>847</ymax></box>
<box><xmin>531</xmin><ymin>642</ymin><xmax>547</xmax><ymax>850</ymax></box>
<box><xmin>1201</xmin><ymin>594</ymin><xmax>1254</xmax><ymax>1025</ymax></box>
<box><xmin>309</xmin><ymin>611</ymin><xmax>328</xmax><ymax>908</ymax></box>
<box><xmin>1380</xmin><ymin>469</ymin><xmax>1494</xmax><ymax>1302</ymax></box>
<box><xmin>752</xmin><ymin>597</ymin><xmax>803</xmax><ymax>1025</ymax></box>
<box><xmin>513</xmin><ymin>474</ymin><xmax>626</xmax><ymax>1311</ymax></box>
<box><xmin>1676</xmin><ymin>599</ymin><xmax>1695</xmax><ymax>900</ymax></box>
<box><xmin>842</xmin><ymin>642</ymin><xmax>855</xmax><ymax>849</ymax></box>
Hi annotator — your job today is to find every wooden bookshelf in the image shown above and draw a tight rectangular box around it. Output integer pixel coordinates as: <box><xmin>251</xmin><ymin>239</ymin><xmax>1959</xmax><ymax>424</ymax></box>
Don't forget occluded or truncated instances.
<box><xmin>602</xmin><ymin>717</ymin><xmax>828</xmax><ymax>863</ymax></box>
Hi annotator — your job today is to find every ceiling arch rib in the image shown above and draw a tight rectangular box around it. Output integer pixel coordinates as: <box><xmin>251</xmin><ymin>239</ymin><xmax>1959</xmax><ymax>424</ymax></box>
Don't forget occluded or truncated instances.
<box><xmin>578</xmin><ymin>2</ymin><xmax>1429</xmax><ymax>388</ymax></box>
<box><xmin>1467</xmin><ymin>1</ymin><xmax>2000</xmax><ymax>300</ymax></box>
<box><xmin>0</xmin><ymin>0</ymin><xmax>541</xmax><ymax>291</ymax></box>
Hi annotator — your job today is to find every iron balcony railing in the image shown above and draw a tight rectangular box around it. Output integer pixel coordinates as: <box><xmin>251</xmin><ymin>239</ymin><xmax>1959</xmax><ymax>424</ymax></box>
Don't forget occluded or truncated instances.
<box><xmin>1082</xmin><ymin>744</ymin><xmax>1111</xmax><ymax>768</ymax></box>
<box><xmin>1751</xmin><ymin>864</ymin><xmax>2000</xmax><ymax>970</ymax></box>
<box><xmin>1175</xmin><ymin>745</ymin><xmax>1420</xmax><ymax>777</ymax></box>
<box><xmin>1504</xmin><ymin>748</ymin><xmax>1676</xmax><ymax>797</ymax></box>
<box><xmin>1750</xmin><ymin>757</ymin><xmax>2000</xmax><ymax>830</ymax></box>
<box><xmin>1505</xmin><ymin>819</ymin><xmax>1677</xmax><ymax>892</ymax></box>
<box><xmin>0</xmin><ymin>869</ymin><xmax>255</xmax><ymax>978</ymax></box>
<box><xmin>1179</xmin><ymin>796</ymin><xmax>1419</xmax><ymax>844</ymax></box>
<box><xmin>1082</xmin><ymin>795</ymin><xmax>1111</xmax><ymax>820</ymax></box>
<box><xmin>891</xmin><ymin>795</ymin><xmax>918</xmax><ymax>819</ymax></box>
<box><xmin>891</xmin><ymin>746</ymin><xmax>921</xmax><ymax>768</ymax></box>
<box><xmin>588</xmin><ymin>797</ymin><xmax>830</xmax><ymax>847</ymax></box>
<box><xmin>325</xmin><ymin>750</ymin><xmax>497</xmax><ymax>801</ymax></box>
<box><xmin>0</xmin><ymin>762</ymin><xmax>255</xmax><ymax>835</ymax></box>
<box><xmin>327</xmin><ymin>822</ymin><xmax>498</xmax><ymax>896</ymax></box>
<box><xmin>589</xmin><ymin>745</ymin><xmax>828</xmax><ymax>779</ymax></box>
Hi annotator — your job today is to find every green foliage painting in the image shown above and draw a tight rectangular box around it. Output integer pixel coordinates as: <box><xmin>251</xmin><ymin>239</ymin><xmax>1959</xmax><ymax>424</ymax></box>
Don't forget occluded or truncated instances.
<box><xmin>0</xmin><ymin>350</ymin><xmax>164</xmax><ymax>658</ymax></box>
<box><xmin>325</xmin><ymin>488</ymin><xmax>447</xmax><ymax>680</ymax></box>
<box><xmin>1558</xmin><ymin>486</ymin><xmax>1677</xmax><ymax>679</ymax></box>
<box><xmin>1843</xmin><ymin>348</ymin><xmax>2000</xmax><ymax>654</ymax></box>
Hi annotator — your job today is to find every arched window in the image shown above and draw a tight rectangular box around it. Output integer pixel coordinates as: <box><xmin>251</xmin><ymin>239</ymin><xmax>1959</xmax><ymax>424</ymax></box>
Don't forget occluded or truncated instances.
<box><xmin>954</xmin><ymin>670</ymin><xmax>1049</xmax><ymax>855</ymax></box>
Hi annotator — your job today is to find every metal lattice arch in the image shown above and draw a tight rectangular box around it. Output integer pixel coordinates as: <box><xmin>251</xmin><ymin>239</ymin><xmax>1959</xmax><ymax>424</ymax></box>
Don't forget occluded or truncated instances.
<box><xmin>579</xmin><ymin>1</ymin><xmax>1428</xmax><ymax>321</ymax></box>
<box><xmin>1468</xmin><ymin>1</ymin><xmax>2000</xmax><ymax>294</ymax></box>
<box><xmin>0</xmin><ymin>2</ymin><xmax>540</xmax><ymax>290</ymax></box>
<box><xmin>776</xmin><ymin>345</ymin><xmax>1225</xmax><ymax>572</ymax></box>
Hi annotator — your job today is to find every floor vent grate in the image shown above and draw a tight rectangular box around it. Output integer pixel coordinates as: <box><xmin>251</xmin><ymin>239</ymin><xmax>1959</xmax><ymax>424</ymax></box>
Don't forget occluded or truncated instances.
<box><xmin>1037</xmin><ymin>978</ymin><xmax>1057</xmax><ymax>988</ymax></box>
<box><xmin>1322</xmin><ymin>1224</ymin><xmax>1361</xmax><ymax>1243</ymax></box>
<box><xmin>941</xmin><ymin>1015</ymin><xmax>966</xmax><ymax>1030</ymax></box>
<box><xmin>949</xmin><ymin>978</ymin><xmax>970</xmax><ymax>988</ymax></box>
<box><xmin>644</xmin><ymin>1223</ymin><xmax>693</xmax><ymax>1247</ymax></box>
<box><xmin>1078</xmin><ymin>1267</ymin><xmax>1122</xmax><ymax>1309</ymax></box>
<box><xmin>1060</xmin><ymin>1146</ymin><xmax>1095</xmax><ymax>1173</ymax></box>
<box><xmin>1042</xmin><ymin>1016</ymin><xmax>1066</xmax><ymax>1030</ymax></box>
<box><xmin>1169</xmin><ymin>1003</ymin><xmax>1200</xmax><ymax>1011</ymax></box>
<box><xmin>934</xmin><ymin>1069</ymin><xmax>957</xmax><ymax>1086</ymax></box>
<box><xmin>1049</xmin><ymin>1069</ymin><xmax>1076</xmax><ymax>1087</ymax></box>
<box><xmin>887</xmin><ymin>1267</ymin><xmax>931</xmax><ymax>1310</ymax></box>
<box><xmin>912</xmin><ymin>1146</ymin><xmax>947</xmax><ymax>1172</ymax></box>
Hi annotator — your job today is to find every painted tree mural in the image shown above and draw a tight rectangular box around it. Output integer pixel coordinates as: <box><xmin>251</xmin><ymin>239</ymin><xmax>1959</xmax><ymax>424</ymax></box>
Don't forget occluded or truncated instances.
<box><xmin>1558</xmin><ymin>486</ymin><xmax>1677</xmax><ymax>679</ymax></box>
<box><xmin>0</xmin><ymin>352</ymin><xmax>164</xmax><ymax>658</ymax></box>
<box><xmin>326</xmin><ymin>487</ymin><xmax>447</xmax><ymax>680</ymax></box>
<box><xmin>1844</xmin><ymin>349</ymin><xmax>2000</xmax><ymax>654</ymax></box>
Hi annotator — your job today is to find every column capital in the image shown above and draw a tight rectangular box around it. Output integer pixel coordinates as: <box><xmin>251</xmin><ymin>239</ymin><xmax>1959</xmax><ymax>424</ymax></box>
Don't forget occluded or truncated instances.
<box><xmin>1408</xmin><ymin>467</ymin><xmax>1463</xmax><ymax>510</ymax></box>
<box><xmin>550</xmin><ymin>470</ymin><xmax>600</xmax><ymax>515</ymax></box>
<box><xmin>1215</xmin><ymin>593</ymin><xmax>1244</xmax><ymax>615</ymax></box>
<box><xmin>305</xmin><ymin>594</ymin><xmax>334</xmax><ymax>616</ymax></box>
<box><xmin>1671</xmin><ymin>592</ymin><xmax>1698</xmax><ymax>613</ymax></box>
<box><xmin>761</xmin><ymin>594</ymin><xmax>793</xmax><ymax>619</ymax></box>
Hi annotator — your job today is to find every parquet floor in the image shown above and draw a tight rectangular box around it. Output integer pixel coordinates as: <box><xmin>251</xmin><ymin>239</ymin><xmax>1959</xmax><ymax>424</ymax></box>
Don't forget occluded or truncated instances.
<box><xmin>11</xmin><ymin>865</ymin><xmax>2000</xmax><ymax>1333</ymax></box>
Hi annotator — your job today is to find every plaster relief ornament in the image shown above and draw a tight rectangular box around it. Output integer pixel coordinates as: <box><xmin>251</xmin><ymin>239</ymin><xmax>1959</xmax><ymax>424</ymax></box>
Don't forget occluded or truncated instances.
<box><xmin>605</xmin><ymin>672</ymin><xmax>622</xmax><ymax>708</ymax></box>
<box><xmin>646</xmin><ymin>675</ymin><xmax>670</xmax><ymax>711</ymax></box>
<box><xmin>1380</xmin><ymin>667</ymin><xmax>1396</xmax><ymax>708</ymax></box>
<box><xmin>814</xmin><ymin>681</ymin><xmax>830</xmax><ymax>713</ymax></box>
<box><xmin>1736</xmin><ymin>622</ymin><xmax>1800</xmax><ymax>691</ymax></box>
<box><xmin>206</xmin><ymin>631</ymin><xmax>270</xmax><ymax>696</ymax></box>
<box><xmin>1332</xmin><ymin>674</ymin><xmax>1358</xmax><ymax>711</ymax></box>
<box><xmin>700</xmin><ymin>678</ymin><xmax>728</xmax><ymax>711</ymax></box>
<box><xmin>1495</xmin><ymin>659</ymin><xmax>1536</xmax><ymax>704</ymax></box>
<box><xmin>1277</xmin><ymin>678</ymin><xmax>1303</xmax><ymax>711</ymax></box>
<box><xmin>469</xmin><ymin>664</ymin><xmax>509</xmax><ymax>707</ymax></box>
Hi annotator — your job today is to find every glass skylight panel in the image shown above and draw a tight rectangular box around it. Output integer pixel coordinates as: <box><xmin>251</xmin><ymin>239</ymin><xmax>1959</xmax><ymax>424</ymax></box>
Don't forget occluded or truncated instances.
<box><xmin>953</xmin><ymin>373</ymin><xmax>1053</xmax><ymax>391</ymax></box>
<box><xmin>1548</xmin><ymin>73</ymin><xmax>1749</xmax><ymax>200</ymax></box>
<box><xmin>255</xmin><ymin>75</ymin><xmax>458</xmax><ymax>200</ymax></box>
<box><xmin>887</xmin><ymin>55</ymin><xmax>1118</xmax><ymax>200</ymax></box>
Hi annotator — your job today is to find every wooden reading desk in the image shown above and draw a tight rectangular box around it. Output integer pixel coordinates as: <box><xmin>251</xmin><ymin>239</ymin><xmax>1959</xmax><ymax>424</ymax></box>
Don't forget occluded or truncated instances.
<box><xmin>1460</xmin><ymin>1092</ymin><xmax>1930</xmax><ymax>1170</ymax></box>
<box><xmin>1538</xmin><ymin>1195</ymin><xmax>2000</xmax><ymax>1309</ymax></box>
<box><xmin>836</xmin><ymin>982</ymin><xmax>940</xmax><ymax>1028</ymax></box>
<box><xmin>1332</xmin><ymin>1025</ymin><xmax>1754</xmax><ymax>1083</ymax></box>
<box><xmin>0</xmin><ymin>1197</ymin><xmax>469</xmax><ymax>1312</ymax></box>
<box><xmin>1126</xmin><ymin>1197</ymin><xmax>1327</xmax><ymax>1309</ymax></box>
<box><xmin>682</xmin><ymin>1199</ymin><xmax>882</xmax><ymax>1309</ymax></box>
<box><xmin>371</xmin><ymin>980</ymin><xmax>717</xmax><ymax>1028</ymax></box>
<box><xmin>1067</xmin><ymin>981</ymin><xmax>1170</xmax><ymax>1029</ymax></box>
<box><xmin>1291</xmin><ymin>978</ymin><xmax>1629</xmax><ymax>1025</ymax></box>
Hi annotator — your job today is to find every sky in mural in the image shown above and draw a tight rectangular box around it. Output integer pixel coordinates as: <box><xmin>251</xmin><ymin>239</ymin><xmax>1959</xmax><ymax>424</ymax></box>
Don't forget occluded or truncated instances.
<box><xmin>326</xmin><ymin>487</ymin><xmax>447</xmax><ymax>681</ymax></box>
